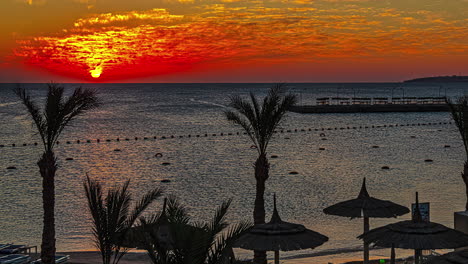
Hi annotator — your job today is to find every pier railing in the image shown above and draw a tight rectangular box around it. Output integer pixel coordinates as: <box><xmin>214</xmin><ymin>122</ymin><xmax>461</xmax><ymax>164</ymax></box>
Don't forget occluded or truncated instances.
<box><xmin>316</xmin><ymin>97</ymin><xmax>446</xmax><ymax>106</ymax></box>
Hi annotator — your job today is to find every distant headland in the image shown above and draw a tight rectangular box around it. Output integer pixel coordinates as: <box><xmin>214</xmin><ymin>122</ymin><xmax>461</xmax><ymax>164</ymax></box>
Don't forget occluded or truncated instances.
<box><xmin>404</xmin><ymin>75</ymin><xmax>468</xmax><ymax>83</ymax></box>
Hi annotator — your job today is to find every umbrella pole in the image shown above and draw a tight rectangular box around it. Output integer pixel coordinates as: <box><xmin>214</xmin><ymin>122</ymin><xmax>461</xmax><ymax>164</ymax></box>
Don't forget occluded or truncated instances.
<box><xmin>414</xmin><ymin>249</ymin><xmax>420</xmax><ymax>264</ymax></box>
<box><xmin>364</xmin><ymin>216</ymin><xmax>369</xmax><ymax>264</ymax></box>
<box><xmin>275</xmin><ymin>250</ymin><xmax>279</xmax><ymax>264</ymax></box>
<box><xmin>390</xmin><ymin>244</ymin><xmax>395</xmax><ymax>264</ymax></box>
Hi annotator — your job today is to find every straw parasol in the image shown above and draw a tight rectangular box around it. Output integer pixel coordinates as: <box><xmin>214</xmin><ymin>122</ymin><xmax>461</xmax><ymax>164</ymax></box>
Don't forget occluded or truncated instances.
<box><xmin>426</xmin><ymin>249</ymin><xmax>468</xmax><ymax>264</ymax></box>
<box><xmin>359</xmin><ymin>192</ymin><xmax>468</xmax><ymax>264</ymax></box>
<box><xmin>323</xmin><ymin>178</ymin><xmax>410</xmax><ymax>264</ymax></box>
<box><xmin>234</xmin><ymin>194</ymin><xmax>328</xmax><ymax>264</ymax></box>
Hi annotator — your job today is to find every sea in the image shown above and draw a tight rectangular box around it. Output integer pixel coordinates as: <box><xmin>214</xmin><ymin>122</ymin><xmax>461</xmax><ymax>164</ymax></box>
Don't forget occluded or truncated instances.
<box><xmin>1</xmin><ymin>82</ymin><xmax>467</xmax><ymax>262</ymax></box>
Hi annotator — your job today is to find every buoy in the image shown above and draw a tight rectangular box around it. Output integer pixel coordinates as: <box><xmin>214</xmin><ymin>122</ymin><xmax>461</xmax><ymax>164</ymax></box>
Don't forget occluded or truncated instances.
<box><xmin>424</xmin><ymin>159</ymin><xmax>433</xmax><ymax>162</ymax></box>
<box><xmin>309</xmin><ymin>128</ymin><xmax>312</xmax><ymax>131</ymax></box>
<box><xmin>284</xmin><ymin>137</ymin><xmax>290</xmax><ymax>139</ymax></box>
<box><xmin>188</xmin><ymin>135</ymin><xmax>191</xmax><ymax>137</ymax></box>
<box><xmin>161</xmin><ymin>136</ymin><xmax>166</xmax><ymax>139</ymax></box>
<box><xmin>86</xmin><ymin>140</ymin><xmax>91</xmax><ymax>143</ymax></box>
<box><xmin>162</xmin><ymin>162</ymin><xmax>171</xmax><ymax>166</ymax></box>
<box><xmin>135</xmin><ymin>137</ymin><xmax>139</xmax><ymax>140</ymax></box>
<box><xmin>35</xmin><ymin>142</ymin><xmax>38</xmax><ymax>145</ymax></box>
<box><xmin>444</xmin><ymin>145</ymin><xmax>451</xmax><ymax>148</ymax></box>
<box><xmin>196</xmin><ymin>135</ymin><xmax>200</xmax><ymax>137</ymax></box>
<box><xmin>117</xmin><ymin>138</ymin><xmax>120</xmax><ymax>141</ymax></box>
<box><xmin>205</xmin><ymin>134</ymin><xmax>208</xmax><ymax>137</ymax></box>
<box><xmin>381</xmin><ymin>166</ymin><xmax>390</xmax><ymax>170</ymax></box>
<box><xmin>153</xmin><ymin>136</ymin><xmax>157</xmax><ymax>139</ymax></box>
<box><xmin>289</xmin><ymin>171</ymin><xmax>299</xmax><ymax>175</ymax></box>
<box><xmin>170</xmin><ymin>135</ymin><xmax>174</xmax><ymax>138</ymax></box>
<box><xmin>125</xmin><ymin>138</ymin><xmax>129</xmax><ymax>141</ymax></box>
<box><xmin>77</xmin><ymin>140</ymin><xmax>80</xmax><ymax>143</ymax></box>
<box><xmin>221</xmin><ymin>133</ymin><xmax>224</xmax><ymax>136</ymax></box>
<box><xmin>105</xmin><ymin>139</ymin><xmax>110</xmax><ymax>142</ymax></box>
<box><xmin>319</xmin><ymin>133</ymin><xmax>326</xmax><ymax>137</ymax></box>
<box><xmin>321</xmin><ymin>138</ymin><xmax>327</xmax><ymax>140</ymax></box>
<box><xmin>271</xmin><ymin>155</ymin><xmax>278</xmax><ymax>158</ymax></box>
<box><xmin>228</xmin><ymin>133</ymin><xmax>232</xmax><ymax>135</ymax></box>
<box><xmin>23</xmin><ymin>143</ymin><xmax>27</xmax><ymax>146</ymax></box>
<box><xmin>179</xmin><ymin>136</ymin><xmax>183</xmax><ymax>138</ymax></box>
<box><xmin>12</xmin><ymin>144</ymin><xmax>15</xmax><ymax>147</ymax></box>
<box><xmin>65</xmin><ymin>158</ymin><xmax>74</xmax><ymax>161</ymax></box>
<box><xmin>66</xmin><ymin>141</ymin><xmax>71</xmax><ymax>144</ymax></box>
<box><xmin>301</xmin><ymin>129</ymin><xmax>305</xmax><ymax>132</ymax></box>
<box><xmin>56</xmin><ymin>141</ymin><xmax>60</xmax><ymax>144</ymax></box>
<box><xmin>97</xmin><ymin>139</ymin><xmax>101</xmax><ymax>142</ymax></box>
<box><xmin>212</xmin><ymin>134</ymin><xmax>216</xmax><ymax>136</ymax></box>
<box><xmin>294</xmin><ymin>129</ymin><xmax>297</xmax><ymax>132</ymax></box>
<box><xmin>0</xmin><ymin>145</ymin><xmax>4</xmax><ymax>147</ymax></box>
<box><xmin>155</xmin><ymin>153</ymin><xmax>163</xmax><ymax>157</ymax></box>
<box><xmin>319</xmin><ymin>147</ymin><xmax>325</xmax><ymax>150</ymax></box>
<box><xmin>161</xmin><ymin>179</ymin><xmax>171</xmax><ymax>183</ymax></box>
<box><xmin>114</xmin><ymin>149</ymin><xmax>121</xmax><ymax>152</ymax></box>
<box><xmin>287</xmin><ymin>130</ymin><xmax>291</xmax><ymax>132</ymax></box>
<box><xmin>7</xmin><ymin>166</ymin><xmax>17</xmax><ymax>170</ymax></box>
<box><xmin>372</xmin><ymin>146</ymin><xmax>379</xmax><ymax>148</ymax></box>
<box><xmin>144</xmin><ymin>137</ymin><xmax>148</xmax><ymax>140</ymax></box>
<box><xmin>410</xmin><ymin>136</ymin><xmax>416</xmax><ymax>138</ymax></box>
<box><xmin>250</xmin><ymin>145</ymin><xmax>257</xmax><ymax>149</ymax></box>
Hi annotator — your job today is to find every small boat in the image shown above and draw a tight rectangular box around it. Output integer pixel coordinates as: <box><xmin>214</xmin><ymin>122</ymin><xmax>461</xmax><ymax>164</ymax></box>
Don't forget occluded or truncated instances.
<box><xmin>31</xmin><ymin>255</ymin><xmax>69</xmax><ymax>264</ymax></box>
<box><xmin>0</xmin><ymin>254</ymin><xmax>31</xmax><ymax>264</ymax></box>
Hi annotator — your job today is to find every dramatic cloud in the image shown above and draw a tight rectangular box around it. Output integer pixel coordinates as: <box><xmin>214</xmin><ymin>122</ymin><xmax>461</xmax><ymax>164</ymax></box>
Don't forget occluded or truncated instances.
<box><xmin>10</xmin><ymin>0</ymin><xmax>468</xmax><ymax>81</ymax></box>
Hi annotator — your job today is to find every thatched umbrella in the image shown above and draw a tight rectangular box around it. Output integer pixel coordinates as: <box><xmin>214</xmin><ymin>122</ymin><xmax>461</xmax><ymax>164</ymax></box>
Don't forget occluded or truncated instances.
<box><xmin>359</xmin><ymin>193</ymin><xmax>468</xmax><ymax>264</ymax></box>
<box><xmin>426</xmin><ymin>249</ymin><xmax>468</xmax><ymax>264</ymax></box>
<box><xmin>323</xmin><ymin>178</ymin><xmax>410</xmax><ymax>264</ymax></box>
<box><xmin>234</xmin><ymin>194</ymin><xmax>328</xmax><ymax>264</ymax></box>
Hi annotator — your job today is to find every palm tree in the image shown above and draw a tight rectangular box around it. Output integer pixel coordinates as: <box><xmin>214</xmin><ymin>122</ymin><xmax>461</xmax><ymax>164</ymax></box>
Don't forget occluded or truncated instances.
<box><xmin>122</xmin><ymin>197</ymin><xmax>251</xmax><ymax>264</ymax></box>
<box><xmin>224</xmin><ymin>84</ymin><xmax>297</xmax><ymax>264</ymax></box>
<box><xmin>447</xmin><ymin>96</ymin><xmax>468</xmax><ymax>210</ymax></box>
<box><xmin>83</xmin><ymin>175</ymin><xmax>163</xmax><ymax>264</ymax></box>
<box><xmin>15</xmin><ymin>84</ymin><xmax>100</xmax><ymax>264</ymax></box>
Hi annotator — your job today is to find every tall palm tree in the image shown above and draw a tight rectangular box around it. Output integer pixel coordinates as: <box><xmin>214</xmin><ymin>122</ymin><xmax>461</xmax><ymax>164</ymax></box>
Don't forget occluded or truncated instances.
<box><xmin>447</xmin><ymin>96</ymin><xmax>468</xmax><ymax>210</ymax></box>
<box><xmin>15</xmin><ymin>84</ymin><xmax>100</xmax><ymax>264</ymax></box>
<box><xmin>224</xmin><ymin>84</ymin><xmax>297</xmax><ymax>264</ymax></box>
<box><xmin>122</xmin><ymin>197</ymin><xmax>251</xmax><ymax>264</ymax></box>
<box><xmin>83</xmin><ymin>175</ymin><xmax>163</xmax><ymax>264</ymax></box>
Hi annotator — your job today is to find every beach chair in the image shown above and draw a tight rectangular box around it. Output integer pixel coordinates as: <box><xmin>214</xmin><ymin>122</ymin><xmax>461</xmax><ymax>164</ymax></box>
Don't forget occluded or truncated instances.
<box><xmin>0</xmin><ymin>254</ymin><xmax>31</xmax><ymax>264</ymax></box>
<box><xmin>30</xmin><ymin>255</ymin><xmax>69</xmax><ymax>264</ymax></box>
<box><xmin>0</xmin><ymin>245</ymin><xmax>27</xmax><ymax>254</ymax></box>
<box><xmin>0</xmin><ymin>245</ymin><xmax>11</xmax><ymax>251</ymax></box>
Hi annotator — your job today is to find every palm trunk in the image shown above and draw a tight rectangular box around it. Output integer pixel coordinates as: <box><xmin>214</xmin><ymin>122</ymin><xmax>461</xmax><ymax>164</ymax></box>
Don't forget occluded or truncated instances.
<box><xmin>463</xmin><ymin>161</ymin><xmax>468</xmax><ymax>211</ymax></box>
<box><xmin>38</xmin><ymin>151</ymin><xmax>57</xmax><ymax>264</ymax></box>
<box><xmin>253</xmin><ymin>154</ymin><xmax>269</xmax><ymax>264</ymax></box>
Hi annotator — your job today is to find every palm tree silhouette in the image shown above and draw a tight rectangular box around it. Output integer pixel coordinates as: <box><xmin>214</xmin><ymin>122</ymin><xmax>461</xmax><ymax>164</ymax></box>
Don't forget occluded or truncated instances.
<box><xmin>15</xmin><ymin>84</ymin><xmax>100</xmax><ymax>264</ymax></box>
<box><xmin>448</xmin><ymin>96</ymin><xmax>468</xmax><ymax>210</ymax></box>
<box><xmin>224</xmin><ymin>84</ymin><xmax>296</xmax><ymax>263</ymax></box>
<box><xmin>84</xmin><ymin>175</ymin><xmax>163</xmax><ymax>264</ymax></box>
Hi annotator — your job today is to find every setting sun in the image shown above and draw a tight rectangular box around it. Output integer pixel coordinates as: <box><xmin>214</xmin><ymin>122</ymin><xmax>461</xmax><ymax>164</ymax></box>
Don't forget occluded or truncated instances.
<box><xmin>90</xmin><ymin>67</ymin><xmax>102</xmax><ymax>78</ymax></box>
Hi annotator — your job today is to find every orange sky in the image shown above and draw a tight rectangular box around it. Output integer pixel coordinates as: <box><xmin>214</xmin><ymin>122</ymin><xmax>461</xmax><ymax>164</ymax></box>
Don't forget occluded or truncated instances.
<box><xmin>0</xmin><ymin>0</ymin><xmax>467</xmax><ymax>82</ymax></box>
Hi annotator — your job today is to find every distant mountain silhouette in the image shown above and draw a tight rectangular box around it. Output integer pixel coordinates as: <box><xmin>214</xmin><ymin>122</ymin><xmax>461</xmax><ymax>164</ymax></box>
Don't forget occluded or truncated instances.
<box><xmin>404</xmin><ymin>75</ymin><xmax>468</xmax><ymax>83</ymax></box>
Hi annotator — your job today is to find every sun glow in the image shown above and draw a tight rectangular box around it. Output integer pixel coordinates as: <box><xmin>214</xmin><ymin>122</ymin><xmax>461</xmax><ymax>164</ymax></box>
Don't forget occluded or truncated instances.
<box><xmin>90</xmin><ymin>67</ymin><xmax>102</xmax><ymax>78</ymax></box>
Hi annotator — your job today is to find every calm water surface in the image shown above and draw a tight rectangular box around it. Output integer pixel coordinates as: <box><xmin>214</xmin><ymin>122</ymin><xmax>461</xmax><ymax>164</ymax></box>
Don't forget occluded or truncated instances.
<box><xmin>1</xmin><ymin>83</ymin><xmax>467</xmax><ymax>261</ymax></box>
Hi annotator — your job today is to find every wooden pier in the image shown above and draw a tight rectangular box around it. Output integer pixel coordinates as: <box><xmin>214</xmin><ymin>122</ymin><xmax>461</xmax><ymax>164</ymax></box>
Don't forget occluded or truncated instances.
<box><xmin>290</xmin><ymin>97</ymin><xmax>450</xmax><ymax>113</ymax></box>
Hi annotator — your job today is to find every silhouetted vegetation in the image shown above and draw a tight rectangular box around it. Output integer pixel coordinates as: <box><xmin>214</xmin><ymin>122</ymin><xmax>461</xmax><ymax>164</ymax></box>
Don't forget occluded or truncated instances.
<box><xmin>224</xmin><ymin>84</ymin><xmax>296</xmax><ymax>264</ymax></box>
<box><xmin>15</xmin><ymin>84</ymin><xmax>100</xmax><ymax>264</ymax></box>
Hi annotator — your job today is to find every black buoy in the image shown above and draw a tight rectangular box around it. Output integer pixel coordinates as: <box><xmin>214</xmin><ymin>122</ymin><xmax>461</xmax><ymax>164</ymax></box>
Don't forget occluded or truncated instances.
<box><xmin>284</xmin><ymin>137</ymin><xmax>290</xmax><ymax>139</ymax></box>
<box><xmin>162</xmin><ymin>162</ymin><xmax>171</xmax><ymax>166</ymax></box>
<box><xmin>106</xmin><ymin>139</ymin><xmax>111</xmax><ymax>142</ymax></box>
<box><xmin>34</xmin><ymin>142</ymin><xmax>38</xmax><ymax>146</ymax></box>
<box><xmin>114</xmin><ymin>149</ymin><xmax>121</xmax><ymax>152</ymax></box>
<box><xmin>7</xmin><ymin>166</ymin><xmax>17</xmax><ymax>170</ymax></box>
<box><xmin>321</xmin><ymin>138</ymin><xmax>327</xmax><ymax>140</ymax></box>
<box><xmin>117</xmin><ymin>138</ymin><xmax>120</xmax><ymax>141</ymax></box>
<box><xmin>144</xmin><ymin>137</ymin><xmax>148</xmax><ymax>140</ymax></box>
<box><xmin>381</xmin><ymin>166</ymin><xmax>390</xmax><ymax>170</ymax></box>
<box><xmin>97</xmin><ymin>139</ymin><xmax>101</xmax><ymax>143</ymax></box>
<box><xmin>12</xmin><ymin>144</ymin><xmax>16</xmax><ymax>147</ymax></box>
<box><xmin>424</xmin><ymin>159</ymin><xmax>433</xmax><ymax>162</ymax></box>
<box><xmin>444</xmin><ymin>145</ymin><xmax>451</xmax><ymax>148</ymax></box>
<box><xmin>271</xmin><ymin>155</ymin><xmax>278</xmax><ymax>158</ymax></box>
<box><xmin>77</xmin><ymin>140</ymin><xmax>80</xmax><ymax>143</ymax></box>
<box><xmin>23</xmin><ymin>143</ymin><xmax>27</xmax><ymax>146</ymax></box>
<box><xmin>65</xmin><ymin>158</ymin><xmax>74</xmax><ymax>161</ymax></box>
<box><xmin>0</xmin><ymin>145</ymin><xmax>4</xmax><ymax>147</ymax></box>
<box><xmin>410</xmin><ymin>136</ymin><xmax>416</xmax><ymax>138</ymax></box>
<box><xmin>125</xmin><ymin>138</ymin><xmax>129</xmax><ymax>141</ymax></box>
<box><xmin>155</xmin><ymin>153</ymin><xmax>163</xmax><ymax>157</ymax></box>
<box><xmin>66</xmin><ymin>141</ymin><xmax>71</xmax><ymax>144</ymax></box>
<box><xmin>289</xmin><ymin>171</ymin><xmax>299</xmax><ymax>175</ymax></box>
<box><xmin>372</xmin><ymin>146</ymin><xmax>379</xmax><ymax>148</ymax></box>
<box><xmin>319</xmin><ymin>147</ymin><xmax>325</xmax><ymax>150</ymax></box>
<box><xmin>86</xmin><ymin>140</ymin><xmax>91</xmax><ymax>143</ymax></box>
<box><xmin>135</xmin><ymin>137</ymin><xmax>139</xmax><ymax>140</ymax></box>
<box><xmin>160</xmin><ymin>179</ymin><xmax>171</xmax><ymax>183</ymax></box>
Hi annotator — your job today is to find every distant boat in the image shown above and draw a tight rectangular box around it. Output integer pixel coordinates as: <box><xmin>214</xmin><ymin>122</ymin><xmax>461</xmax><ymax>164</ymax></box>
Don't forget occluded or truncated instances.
<box><xmin>404</xmin><ymin>75</ymin><xmax>468</xmax><ymax>83</ymax></box>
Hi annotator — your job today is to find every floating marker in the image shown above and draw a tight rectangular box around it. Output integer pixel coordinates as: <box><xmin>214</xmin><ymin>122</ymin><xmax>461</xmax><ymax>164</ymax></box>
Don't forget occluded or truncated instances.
<box><xmin>372</xmin><ymin>146</ymin><xmax>379</xmax><ymax>148</ymax></box>
<box><xmin>114</xmin><ymin>149</ymin><xmax>121</xmax><ymax>152</ymax></box>
<box><xmin>289</xmin><ymin>171</ymin><xmax>299</xmax><ymax>175</ymax></box>
<box><xmin>381</xmin><ymin>166</ymin><xmax>390</xmax><ymax>170</ymax></box>
<box><xmin>162</xmin><ymin>162</ymin><xmax>171</xmax><ymax>166</ymax></box>
<box><xmin>444</xmin><ymin>145</ymin><xmax>451</xmax><ymax>148</ymax></box>
<box><xmin>271</xmin><ymin>155</ymin><xmax>278</xmax><ymax>158</ymax></box>
<box><xmin>161</xmin><ymin>179</ymin><xmax>171</xmax><ymax>183</ymax></box>
<box><xmin>65</xmin><ymin>158</ymin><xmax>74</xmax><ymax>161</ymax></box>
<box><xmin>6</xmin><ymin>166</ymin><xmax>17</xmax><ymax>170</ymax></box>
<box><xmin>319</xmin><ymin>147</ymin><xmax>325</xmax><ymax>150</ymax></box>
<box><xmin>424</xmin><ymin>159</ymin><xmax>433</xmax><ymax>162</ymax></box>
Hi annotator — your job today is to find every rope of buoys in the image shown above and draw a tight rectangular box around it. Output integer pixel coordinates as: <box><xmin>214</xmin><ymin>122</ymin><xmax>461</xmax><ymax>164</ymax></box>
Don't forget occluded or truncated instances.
<box><xmin>1</xmin><ymin>121</ymin><xmax>452</xmax><ymax>148</ymax></box>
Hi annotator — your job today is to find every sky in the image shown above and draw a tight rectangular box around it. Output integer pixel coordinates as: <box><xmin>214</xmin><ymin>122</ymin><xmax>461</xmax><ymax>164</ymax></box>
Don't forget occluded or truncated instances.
<box><xmin>0</xmin><ymin>0</ymin><xmax>467</xmax><ymax>83</ymax></box>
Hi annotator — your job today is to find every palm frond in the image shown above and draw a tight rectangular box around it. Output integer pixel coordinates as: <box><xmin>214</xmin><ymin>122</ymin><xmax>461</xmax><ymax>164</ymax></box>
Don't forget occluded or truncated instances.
<box><xmin>125</xmin><ymin>187</ymin><xmax>163</xmax><ymax>229</ymax></box>
<box><xmin>447</xmin><ymin>96</ymin><xmax>468</xmax><ymax>157</ymax></box>
<box><xmin>207</xmin><ymin>220</ymin><xmax>252</xmax><ymax>264</ymax></box>
<box><xmin>14</xmin><ymin>86</ymin><xmax>47</xmax><ymax>150</ymax></box>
